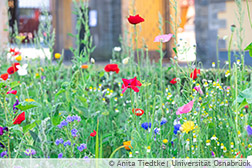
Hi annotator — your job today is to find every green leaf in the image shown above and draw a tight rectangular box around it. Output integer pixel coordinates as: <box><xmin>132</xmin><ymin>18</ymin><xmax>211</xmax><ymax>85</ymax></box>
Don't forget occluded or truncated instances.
<box><xmin>208</xmin><ymin>123</ymin><xmax>215</xmax><ymax>128</ymax></box>
<box><xmin>55</xmin><ymin>89</ymin><xmax>66</xmax><ymax>97</ymax></box>
<box><xmin>10</xmin><ymin>81</ymin><xmax>21</xmax><ymax>88</ymax></box>
<box><xmin>29</xmin><ymin>130</ymin><xmax>41</xmax><ymax>142</ymax></box>
<box><xmin>77</xmin><ymin>96</ymin><xmax>88</xmax><ymax>108</ymax></box>
<box><xmin>245</xmin><ymin>42</ymin><xmax>252</xmax><ymax>50</ymax></box>
<box><xmin>16</xmin><ymin>101</ymin><xmax>40</xmax><ymax>111</ymax></box>
<box><xmin>23</xmin><ymin>120</ymin><xmax>41</xmax><ymax>133</ymax></box>
<box><xmin>61</xmin><ymin>82</ymin><xmax>70</xmax><ymax>89</ymax></box>
<box><xmin>245</xmin><ymin>42</ymin><xmax>252</xmax><ymax>57</ymax></box>
<box><xmin>51</xmin><ymin>116</ymin><xmax>61</xmax><ymax>126</ymax></box>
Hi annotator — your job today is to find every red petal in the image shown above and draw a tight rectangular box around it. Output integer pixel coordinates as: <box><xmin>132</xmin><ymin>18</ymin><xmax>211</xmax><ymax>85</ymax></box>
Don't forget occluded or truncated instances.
<box><xmin>7</xmin><ymin>67</ymin><xmax>15</xmax><ymax>75</ymax></box>
<box><xmin>13</xmin><ymin>112</ymin><xmax>25</xmax><ymax>125</ymax></box>
<box><xmin>0</xmin><ymin>73</ymin><xmax>8</xmax><ymax>81</ymax></box>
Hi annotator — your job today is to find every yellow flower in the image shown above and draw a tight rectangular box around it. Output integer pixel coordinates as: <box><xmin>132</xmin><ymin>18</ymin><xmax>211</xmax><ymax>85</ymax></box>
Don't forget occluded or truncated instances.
<box><xmin>55</xmin><ymin>53</ymin><xmax>61</xmax><ymax>59</ymax></box>
<box><xmin>15</xmin><ymin>55</ymin><xmax>22</xmax><ymax>61</ymax></box>
<box><xmin>181</xmin><ymin>121</ymin><xmax>196</xmax><ymax>134</ymax></box>
<box><xmin>35</xmin><ymin>73</ymin><xmax>39</xmax><ymax>77</ymax></box>
<box><xmin>25</xmin><ymin>98</ymin><xmax>35</xmax><ymax>102</ymax></box>
<box><xmin>163</xmin><ymin>139</ymin><xmax>168</xmax><ymax>144</ymax></box>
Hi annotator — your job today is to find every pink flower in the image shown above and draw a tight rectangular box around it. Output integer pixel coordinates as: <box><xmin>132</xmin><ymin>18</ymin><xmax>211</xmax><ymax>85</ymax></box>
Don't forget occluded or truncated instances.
<box><xmin>121</xmin><ymin>77</ymin><xmax>142</xmax><ymax>94</ymax></box>
<box><xmin>194</xmin><ymin>86</ymin><xmax>204</xmax><ymax>95</ymax></box>
<box><xmin>154</xmin><ymin>34</ymin><xmax>173</xmax><ymax>43</ymax></box>
<box><xmin>176</xmin><ymin>100</ymin><xmax>194</xmax><ymax>115</ymax></box>
<box><xmin>7</xmin><ymin>89</ymin><xmax>17</xmax><ymax>95</ymax></box>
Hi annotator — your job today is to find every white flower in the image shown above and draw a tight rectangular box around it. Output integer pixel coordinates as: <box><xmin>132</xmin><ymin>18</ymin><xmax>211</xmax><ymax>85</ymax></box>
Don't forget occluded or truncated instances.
<box><xmin>122</xmin><ymin>57</ymin><xmax>129</xmax><ymax>65</ymax></box>
<box><xmin>114</xmin><ymin>46</ymin><xmax>121</xmax><ymax>52</ymax></box>
<box><xmin>90</xmin><ymin>58</ymin><xmax>95</xmax><ymax>64</ymax></box>
<box><xmin>16</xmin><ymin>64</ymin><xmax>28</xmax><ymax>76</ymax></box>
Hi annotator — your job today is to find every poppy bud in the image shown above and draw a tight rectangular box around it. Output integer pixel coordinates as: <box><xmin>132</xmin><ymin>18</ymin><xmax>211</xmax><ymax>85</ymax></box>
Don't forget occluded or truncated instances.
<box><xmin>231</xmin><ymin>24</ymin><xmax>236</xmax><ymax>32</ymax></box>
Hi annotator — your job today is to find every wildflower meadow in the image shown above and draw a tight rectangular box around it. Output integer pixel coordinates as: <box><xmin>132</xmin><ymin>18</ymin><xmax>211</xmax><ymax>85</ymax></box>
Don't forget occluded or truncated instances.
<box><xmin>1</xmin><ymin>0</ymin><xmax>252</xmax><ymax>160</ymax></box>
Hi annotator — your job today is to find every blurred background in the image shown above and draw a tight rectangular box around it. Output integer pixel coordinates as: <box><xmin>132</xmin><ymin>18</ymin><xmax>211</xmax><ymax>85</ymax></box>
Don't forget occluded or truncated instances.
<box><xmin>0</xmin><ymin>0</ymin><xmax>252</xmax><ymax>67</ymax></box>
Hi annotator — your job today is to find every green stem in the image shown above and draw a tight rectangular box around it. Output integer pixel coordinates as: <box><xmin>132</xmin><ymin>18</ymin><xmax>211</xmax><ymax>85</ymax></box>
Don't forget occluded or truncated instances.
<box><xmin>246</xmin><ymin>0</ymin><xmax>252</xmax><ymax>29</ymax></box>
<box><xmin>228</xmin><ymin>32</ymin><xmax>234</xmax><ymax>73</ymax></box>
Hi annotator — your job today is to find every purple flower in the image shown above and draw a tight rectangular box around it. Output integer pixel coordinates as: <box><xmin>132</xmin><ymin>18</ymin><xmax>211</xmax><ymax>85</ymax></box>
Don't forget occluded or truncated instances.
<box><xmin>64</xmin><ymin>140</ymin><xmax>71</xmax><ymax>147</ymax></box>
<box><xmin>57</xmin><ymin>124</ymin><xmax>63</xmax><ymax>129</ymax></box>
<box><xmin>73</xmin><ymin>115</ymin><xmax>81</xmax><ymax>122</ymax></box>
<box><xmin>41</xmin><ymin>76</ymin><xmax>46</xmax><ymax>80</ymax></box>
<box><xmin>247</xmin><ymin>125</ymin><xmax>252</xmax><ymax>136</ymax></box>
<box><xmin>13</xmin><ymin>99</ymin><xmax>19</xmax><ymax>112</ymax></box>
<box><xmin>31</xmin><ymin>149</ymin><xmax>36</xmax><ymax>155</ymax></box>
<box><xmin>3</xmin><ymin>127</ymin><xmax>8</xmax><ymax>132</ymax></box>
<box><xmin>0</xmin><ymin>142</ymin><xmax>5</xmax><ymax>148</ymax></box>
<box><xmin>1</xmin><ymin>151</ymin><xmax>8</xmax><ymax>158</ymax></box>
<box><xmin>77</xmin><ymin>143</ymin><xmax>87</xmax><ymax>152</ymax></box>
<box><xmin>141</xmin><ymin>122</ymin><xmax>151</xmax><ymax>130</ymax></box>
<box><xmin>61</xmin><ymin>120</ymin><xmax>68</xmax><ymax>126</ymax></box>
<box><xmin>0</xmin><ymin>127</ymin><xmax>3</xmax><ymax>136</ymax></box>
<box><xmin>58</xmin><ymin>120</ymin><xmax>68</xmax><ymax>128</ymax></box>
<box><xmin>160</xmin><ymin>118</ymin><xmax>167</xmax><ymax>126</ymax></box>
<box><xmin>24</xmin><ymin>149</ymin><xmax>36</xmax><ymax>156</ymax></box>
<box><xmin>71</xmin><ymin>129</ymin><xmax>78</xmax><ymax>137</ymax></box>
<box><xmin>211</xmin><ymin>151</ymin><xmax>215</xmax><ymax>157</ymax></box>
<box><xmin>58</xmin><ymin>153</ymin><xmax>63</xmax><ymax>158</ymax></box>
<box><xmin>66</xmin><ymin>116</ymin><xmax>74</xmax><ymax>123</ymax></box>
<box><xmin>55</xmin><ymin>138</ymin><xmax>64</xmax><ymax>146</ymax></box>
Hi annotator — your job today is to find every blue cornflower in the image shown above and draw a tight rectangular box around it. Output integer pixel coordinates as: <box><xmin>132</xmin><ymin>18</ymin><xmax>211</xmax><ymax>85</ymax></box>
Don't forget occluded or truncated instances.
<box><xmin>141</xmin><ymin>122</ymin><xmax>151</xmax><ymax>130</ymax></box>
<box><xmin>58</xmin><ymin>153</ymin><xmax>63</xmax><ymax>158</ymax></box>
<box><xmin>1</xmin><ymin>151</ymin><xmax>8</xmax><ymax>158</ymax></box>
<box><xmin>173</xmin><ymin>124</ymin><xmax>181</xmax><ymax>135</ymax></box>
<box><xmin>64</xmin><ymin>140</ymin><xmax>71</xmax><ymax>147</ymax></box>
<box><xmin>153</xmin><ymin>128</ymin><xmax>160</xmax><ymax>141</ymax></box>
<box><xmin>160</xmin><ymin>118</ymin><xmax>167</xmax><ymax>126</ymax></box>
<box><xmin>71</xmin><ymin>129</ymin><xmax>78</xmax><ymax>137</ymax></box>
<box><xmin>154</xmin><ymin>128</ymin><xmax>160</xmax><ymax>135</ymax></box>
<box><xmin>77</xmin><ymin>144</ymin><xmax>87</xmax><ymax>152</ymax></box>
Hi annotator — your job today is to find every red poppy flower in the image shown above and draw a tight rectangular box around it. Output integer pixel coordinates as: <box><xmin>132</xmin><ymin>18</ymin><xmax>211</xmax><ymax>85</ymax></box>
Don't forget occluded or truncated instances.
<box><xmin>0</xmin><ymin>74</ymin><xmax>8</xmax><ymax>81</ymax></box>
<box><xmin>9</xmin><ymin>48</ymin><xmax>15</xmax><ymax>53</ymax></box>
<box><xmin>7</xmin><ymin>88</ymin><xmax>17</xmax><ymax>95</ymax></box>
<box><xmin>132</xmin><ymin>108</ymin><xmax>144</xmax><ymax>116</ymax></box>
<box><xmin>128</xmin><ymin>14</ymin><xmax>144</xmax><ymax>25</ymax></box>
<box><xmin>190</xmin><ymin>68</ymin><xmax>200</xmax><ymax>80</ymax></box>
<box><xmin>14</xmin><ymin>51</ymin><xmax>21</xmax><ymax>56</ymax></box>
<box><xmin>104</xmin><ymin>64</ymin><xmax>120</xmax><ymax>73</ymax></box>
<box><xmin>13</xmin><ymin>63</ymin><xmax>20</xmax><ymax>71</ymax></box>
<box><xmin>245</xmin><ymin>105</ymin><xmax>249</xmax><ymax>109</ymax></box>
<box><xmin>7</xmin><ymin>63</ymin><xmax>20</xmax><ymax>75</ymax></box>
<box><xmin>7</xmin><ymin>67</ymin><xmax>15</xmax><ymax>75</ymax></box>
<box><xmin>13</xmin><ymin>112</ymin><xmax>25</xmax><ymax>125</ymax></box>
<box><xmin>90</xmin><ymin>130</ymin><xmax>96</xmax><ymax>137</ymax></box>
<box><xmin>121</xmin><ymin>77</ymin><xmax>142</xmax><ymax>94</ymax></box>
<box><xmin>170</xmin><ymin>78</ymin><xmax>177</xmax><ymax>84</ymax></box>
